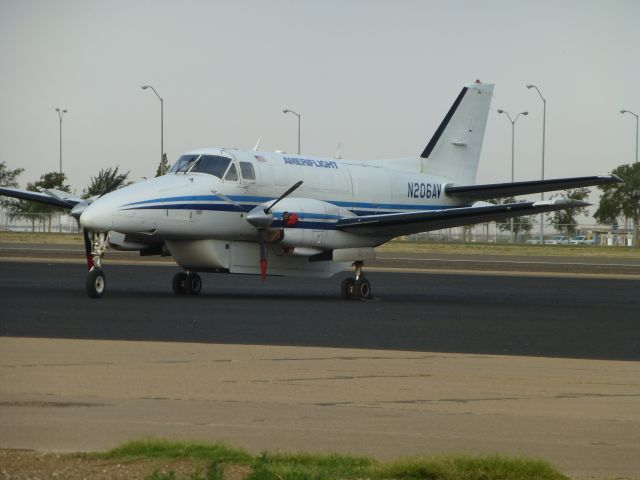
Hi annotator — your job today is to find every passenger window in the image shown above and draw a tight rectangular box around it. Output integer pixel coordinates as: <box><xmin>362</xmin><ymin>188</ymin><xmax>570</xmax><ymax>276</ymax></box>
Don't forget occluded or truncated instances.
<box><xmin>240</xmin><ymin>162</ymin><xmax>256</xmax><ymax>181</ymax></box>
<box><xmin>224</xmin><ymin>163</ymin><xmax>238</xmax><ymax>181</ymax></box>
<box><xmin>190</xmin><ymin>155</ymin><xmax>231</xmax><ymax>178</ymax></box>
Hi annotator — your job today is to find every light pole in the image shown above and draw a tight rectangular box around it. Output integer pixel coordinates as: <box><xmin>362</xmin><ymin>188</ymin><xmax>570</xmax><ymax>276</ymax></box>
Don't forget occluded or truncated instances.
<box><xmin>283</xmin><ymin>109</ymin><xmax>300</xmax><ymax>155</ymax></box>
<box><xmin>497</xmin><ymin>109</ymin><xmax>528</xmax><ymax>242</ymax></box>
<box><xmin>621</xmin><ymin>109</ymin><xmax>639</xmax><ymax>247</ymax></box>
<box><xmin>620</xmin><ymin>109</ymin><xmax>638</xmax><ymax>164</ymax></box>
<box><xmin>55</xmin><ymin>107</ymin><xmax>68</xmax><ymax>176</ymax></box>
<box><xmin>141</xmin><ymin>85</ymin><xmax>164</xmax><ymax>174</ymax></box>
<box><xmin>527</xmin><ymin>84</ymin><xmax>547</xmax><ymax>244</ymax></box>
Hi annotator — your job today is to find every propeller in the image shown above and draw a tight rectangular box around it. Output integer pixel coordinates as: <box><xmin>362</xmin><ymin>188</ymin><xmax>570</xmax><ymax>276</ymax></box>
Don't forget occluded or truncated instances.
<box><xmin>245</xmin><ymin>180</ymin><xmax>303</xmax><ymax>281</ymax></box>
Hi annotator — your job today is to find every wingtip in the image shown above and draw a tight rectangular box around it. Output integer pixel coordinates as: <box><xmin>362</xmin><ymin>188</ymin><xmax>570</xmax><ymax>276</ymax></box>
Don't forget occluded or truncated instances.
<box><xmin>599</xmin><ymin>174</ymin><xmax>623</xmax><ymax>183</ymax></box>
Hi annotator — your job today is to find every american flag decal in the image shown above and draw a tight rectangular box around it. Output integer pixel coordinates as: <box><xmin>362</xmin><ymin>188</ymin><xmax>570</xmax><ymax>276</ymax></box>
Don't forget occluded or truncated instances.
<box><xmin>254</xmin><ymin>155</ymin><xmax>267</xmax><ymax>162</ymax></box>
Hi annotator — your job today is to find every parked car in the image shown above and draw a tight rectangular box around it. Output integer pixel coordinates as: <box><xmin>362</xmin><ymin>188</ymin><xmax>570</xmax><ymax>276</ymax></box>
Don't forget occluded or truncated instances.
<box><xmin>525</xmin><ymin>235</ymin><xmax>544</xmax><ymax>244</ymax></box>
<box><xmin>545</xmin><ymin>235</ymin><xmax>570</xmax><ymax>245</ymax></box>
<box><xmin>571</xmin><ymin>235</ymin><xmax>597</xmax><ymax>245</ymax></box>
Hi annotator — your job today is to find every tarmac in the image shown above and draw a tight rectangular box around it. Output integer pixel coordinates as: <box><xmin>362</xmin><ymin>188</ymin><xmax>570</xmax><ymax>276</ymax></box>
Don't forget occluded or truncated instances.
<box><xmin>1</xmin><ymin>245</ymin><xmax>639</xmax><ymax>478</ymax></box>
<box><xmin>1</xmin><ymin>338</ymin><xmax>639</xmax><ymax>478</ymax></box>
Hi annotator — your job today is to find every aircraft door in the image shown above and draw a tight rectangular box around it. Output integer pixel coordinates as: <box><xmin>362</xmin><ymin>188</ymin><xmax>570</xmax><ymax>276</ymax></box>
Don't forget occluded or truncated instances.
<box><xmin>220</xmin><ymin>151</ymin><xmax>246</xmax><ymax>195</ymax></box>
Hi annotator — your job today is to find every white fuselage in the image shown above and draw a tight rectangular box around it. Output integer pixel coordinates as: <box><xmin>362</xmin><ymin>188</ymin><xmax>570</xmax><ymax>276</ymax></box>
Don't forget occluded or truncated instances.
<box><xmin>80</xmin><ymin>148</ymin><xmax>465</xmax><ymax>277</ymax></box>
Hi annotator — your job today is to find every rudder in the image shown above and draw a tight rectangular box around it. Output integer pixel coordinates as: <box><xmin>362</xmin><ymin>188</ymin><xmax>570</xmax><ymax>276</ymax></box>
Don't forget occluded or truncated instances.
<box><xmin>421</xmin><ymin>80</ymin><xmax>494</xmax><ymax>184</ymax></box>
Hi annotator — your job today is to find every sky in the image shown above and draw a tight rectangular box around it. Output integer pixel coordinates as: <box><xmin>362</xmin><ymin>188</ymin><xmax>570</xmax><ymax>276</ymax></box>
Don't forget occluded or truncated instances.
<box><xmin>0</xmin><ymin>0</ymin><xmax>638</xmax><ymax>218</ymax></box>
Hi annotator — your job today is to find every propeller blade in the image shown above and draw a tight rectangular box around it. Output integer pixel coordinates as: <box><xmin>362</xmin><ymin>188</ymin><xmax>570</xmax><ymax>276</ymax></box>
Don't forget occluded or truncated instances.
<box><xmin>83</xmin><ymin>228</ymin><xmax>94</xmax><ymax>270</ymax></box>
<box><xmin>265</xmin><ymin>180</ymin><xmax>303</xmax><ymax>213</ymax></box>
<box><xmin>258</xmin><ymin>230</ymin><xmax>267</xmax><ymax>281</ymax></box>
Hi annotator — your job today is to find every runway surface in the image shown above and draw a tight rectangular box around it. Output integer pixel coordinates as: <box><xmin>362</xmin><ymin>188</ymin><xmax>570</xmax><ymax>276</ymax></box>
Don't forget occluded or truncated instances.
<box><xmin>1</xmin><ymin>261</ymin><xmax>638</xmax><ymax>360</ymax></box>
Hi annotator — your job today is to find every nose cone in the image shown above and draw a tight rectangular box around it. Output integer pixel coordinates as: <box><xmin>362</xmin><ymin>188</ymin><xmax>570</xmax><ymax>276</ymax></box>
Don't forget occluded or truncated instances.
<box><xmin>80</xmin><ymin>199</ymin><xmax>113</xmax><ymax>231</ymax></box>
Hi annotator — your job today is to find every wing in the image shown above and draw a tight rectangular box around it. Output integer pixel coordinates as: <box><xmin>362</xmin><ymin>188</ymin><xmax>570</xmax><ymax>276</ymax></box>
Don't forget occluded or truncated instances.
<box><xmin>336</xmin><ymin>199</ymin><xmax>588</xmax><ymax>237</ymax></box>
<box><xmin>445</xmin><ymin>174</ymin><xmax>621</xmax><ymax>201</ymax></box>
<box><xmin>0</xmin><ymin>186</ymin><xmax>82</xmax><ymax>209</ymax></box>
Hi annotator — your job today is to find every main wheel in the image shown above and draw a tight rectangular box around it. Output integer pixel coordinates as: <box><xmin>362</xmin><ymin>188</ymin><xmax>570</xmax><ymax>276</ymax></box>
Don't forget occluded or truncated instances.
<box><xmin>353</xmin><ymin>277</ymin><xmax>372</xmax><ymax>300</ymax></box>
<box><xmin>341</xmin><ymin>277</ymin><xmax>355</xmax><ymax>300</ymax></box>
<box><xmin>184</xmin><ymin>272</ymin><xmax>202</xmax><ymax>295</ymax></box>
<box><xmin>172</xmin><ymin>272</ymin><xmax>187</xmax><ymax>295</ymax></box>
<box><xmin>86</xmin><ymin>268</ymin><xmax>106</xmax><ymax>299</ymax></box>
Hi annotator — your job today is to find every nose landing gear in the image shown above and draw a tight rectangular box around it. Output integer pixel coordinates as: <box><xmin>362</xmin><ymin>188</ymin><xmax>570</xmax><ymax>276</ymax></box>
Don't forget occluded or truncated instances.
<box><xmin>341</xmin><ymin>261</ymin><xmax>372</xmax><ymax>300</ymax></box>
<box><xmin>85</xmin><ymin>231</ymin><xmax>109</xmax><ymax>299</ymax></box>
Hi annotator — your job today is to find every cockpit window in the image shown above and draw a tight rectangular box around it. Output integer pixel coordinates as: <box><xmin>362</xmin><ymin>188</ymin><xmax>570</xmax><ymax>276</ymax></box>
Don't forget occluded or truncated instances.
<box><xmin>168</xmin><ymin>154</ymin><xmax>199</xmax><ymax>173</ymax></box>
<box><xmin>189</xmin><ymin>155</ymin><xmax>232</xmax><ymax>178</ymax></box>
<box><xmin>224</xmin><ymin>163</ymin><xmax>238</xmax><ymax>181</ymax></box>
<box><xmin>239</xmin><ymin>162</ymin><xmax>256</xmax><ymax>181</ymax></box>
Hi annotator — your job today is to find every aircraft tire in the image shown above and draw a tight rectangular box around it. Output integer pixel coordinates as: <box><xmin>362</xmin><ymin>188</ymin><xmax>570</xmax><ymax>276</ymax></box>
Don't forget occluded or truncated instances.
<box><xmin>354</xmin><ymin>277</ymin><xmax>372</xmax><ymax>300</ymax></box>
<box><xmin>184</xmin><ymin>272</ymin><xmax>202</xmax><ymax>295</ymax></box>
<box><xmin>86</xmin><ymin>268</ymin><xmax>106</xmax><ymax>299</ymax></box>
<box><xmin>341</xmin><ymin>277</ymin><xmax>355</xmax><ymax>300</ymax></box>
<box><xmin>172</xmin><ymin>272</ymin><xmax>187</xmax><ymax>295</ymax></box>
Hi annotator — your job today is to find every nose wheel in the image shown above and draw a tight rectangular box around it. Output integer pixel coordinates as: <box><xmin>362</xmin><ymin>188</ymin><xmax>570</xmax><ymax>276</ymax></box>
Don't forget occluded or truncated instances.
<box><xmin>86</xmin><ymin>268</ymin><xmax>106</xmax><ymax>298</ymax></box>
<box><xmin>341</xmin><ymin>261</ymin><xmax>372</xmax><ymax>300</ymax></box>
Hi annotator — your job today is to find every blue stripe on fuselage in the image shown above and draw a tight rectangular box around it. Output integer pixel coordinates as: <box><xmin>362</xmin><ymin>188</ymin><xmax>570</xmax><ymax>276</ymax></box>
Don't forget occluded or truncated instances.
<box><xmin>121</xmin><ymin>194</ymin><xmax>449</xmax><ymax>212</ymax></box>
<box><xmin>119</xmin><ymin>195</ymin><xmax>455</xmax><ymax>229</ymax></box>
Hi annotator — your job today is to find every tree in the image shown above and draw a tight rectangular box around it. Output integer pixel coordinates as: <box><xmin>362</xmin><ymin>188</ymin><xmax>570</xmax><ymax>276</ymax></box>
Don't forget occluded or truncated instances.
<box><xmin>155</xmin><ymin>153</ymin><xmax>170</xmax><ymax>177</ymax></box>
<box><xmin>488</xmin><ymin>196</ymin><xmax>536</xmax><ymax>241</ymax></box>
<box><xmin>546</xmin><ymin>187</ymin><xmax>590</xmax><ymax>236</ymax></box>
<box><xmin>83</xmin><ymin>167</ymin><xmax>131</xmax><ymax>198</ymax></box>
<box><xmin>0</xmin><ymin>161</ymin><xmax>25</xmax><ymax>209</ymax></box>
<box><xmin>8</xmin><ymin>171</ymin><xmax>70</xmax><ymax>232</ymax></box>
<box><xmin>594</xmin><ymin>163</ymin><xmax>640</xmax><ymax>248</ymax></box>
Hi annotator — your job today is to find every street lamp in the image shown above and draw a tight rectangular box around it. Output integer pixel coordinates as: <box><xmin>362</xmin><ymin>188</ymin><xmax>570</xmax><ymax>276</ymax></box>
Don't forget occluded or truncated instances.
<box><xmin>55</xmin><ymin>107</ymin><xmax>68</xmax><ymax>176</ymax></box>
<box><xmin>527</xmin><ymin>84</ymin><xmax>547</xmax><ymax>244</ymax></box>
<box><xmin>283</xmin><ymin>109</ymin><xmax>300</xmax><ymax>155</ymax></box>
<box><xmin>497</xmin><ymin>109</ymin><xmax>528</xmax><ymax>242</ymax></box>
<box><xmin>141</xmin><ymin>85</ymin><xmax>164</xmax><ymax>174</ymax></box>
<box><xmin>621</xmin><ymin>109</ymin><xmax>639</xmax><ymax>247</ymax></box>
<box><xmin>620</xmin><ymin>109</ymin><xmax>638</xmax><ymax>164</ymax></box>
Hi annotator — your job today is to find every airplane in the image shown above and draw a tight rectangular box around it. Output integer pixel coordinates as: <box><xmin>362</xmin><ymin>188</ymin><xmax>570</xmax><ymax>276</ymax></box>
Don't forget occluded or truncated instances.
<box><xmin>0</xmin><ymin>80</ymin><xmax>621</xmax><ymax>300</ymax></box>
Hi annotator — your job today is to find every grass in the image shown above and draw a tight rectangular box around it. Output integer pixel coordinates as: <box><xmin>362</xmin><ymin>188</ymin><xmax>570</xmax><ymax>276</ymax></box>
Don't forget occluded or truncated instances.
<box><xmin>95</xmin><ymin>439</ymin><xmax>570</xmax><ymax>480</ymax></box>
<box><xmin>0</xmin><ymin>231</ymin><xmax>82</xmax><ymax>244</ymax></box>
<box><xmin>101</xmin><ymin>438</ymin><xmax>253</xmax><ymax>464</ymax></box>
<box><xmin>247</xmin><ymin>451</ymin><xmax>374</xmax><ymax>480</ymax></box>
<box><xmin>372</xmin><ymin>455</ymin><xmax>568</xmax><ymax>480</ymax></box>
<box><xmin>2</xmin><ymin>231</ymin><xmax>638</xmax><ymax>258</ymax></box>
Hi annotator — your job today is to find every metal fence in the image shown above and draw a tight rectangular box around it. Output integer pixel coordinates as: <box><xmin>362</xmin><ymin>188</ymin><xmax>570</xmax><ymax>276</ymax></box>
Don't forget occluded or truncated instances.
<box><xmin>0</xmin><ymin>210</ymin><xmax>635</xmax><ymax>246</ymax></box>
<box><xmin>0</xmin><ymin>211</ymin><xmax>79</xmax><ymax>233</ymax></box>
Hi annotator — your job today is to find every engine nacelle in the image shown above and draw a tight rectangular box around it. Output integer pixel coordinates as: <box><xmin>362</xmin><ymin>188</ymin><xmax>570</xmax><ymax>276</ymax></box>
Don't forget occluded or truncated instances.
<box><xmin>257</xmin><ymin>197</ymin><xmax>372</xmax><ymax>251</ymax></box>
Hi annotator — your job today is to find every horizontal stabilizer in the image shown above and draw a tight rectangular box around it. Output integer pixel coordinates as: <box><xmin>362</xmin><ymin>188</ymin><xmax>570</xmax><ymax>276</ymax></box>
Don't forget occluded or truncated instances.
<box><xmin>445</xmin><ymin>174</ymin><xmax>622</xmax><ymax>200</ymax></box>
<box><xmin>336</xmin><ymin>199</ymin><xmax>589</xmax><ymax>238</ymax></box>
<box><xmin>0</xmin><ymin>186</ymin><xmax>81</xmax><ymax>209</ymax></box>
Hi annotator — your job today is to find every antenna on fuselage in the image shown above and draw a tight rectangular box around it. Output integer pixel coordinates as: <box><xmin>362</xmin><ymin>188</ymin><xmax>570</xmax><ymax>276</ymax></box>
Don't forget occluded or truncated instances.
<box><xmin>333</xmin><ymin>142</ymin><xmax>343</xmax><ymax>159</ymax></box>
<box><xmin>253</xmin><ymin>135</ymin><xmax>262</xmax><ymax>151</ymax></box>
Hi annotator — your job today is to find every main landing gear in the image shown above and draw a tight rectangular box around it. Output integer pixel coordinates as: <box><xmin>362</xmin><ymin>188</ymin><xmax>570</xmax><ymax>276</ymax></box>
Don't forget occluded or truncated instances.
<box><xmin>172</xmin><ymin>271</ymin><xmax>202</xmax><ymax>295</ymax></box>
<box><xmin>85</xmin><ymin>231</ymin><xmax>108</xmax><ymax>299</ymax></box>
<box><xmin>341</xmin><ymin>261</ymin><xmax>372</xmax><ymax>301</ymax></box>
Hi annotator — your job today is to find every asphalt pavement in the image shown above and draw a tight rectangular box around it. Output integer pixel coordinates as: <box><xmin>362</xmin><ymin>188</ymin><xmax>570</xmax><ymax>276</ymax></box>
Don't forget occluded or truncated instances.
<box><xmin>1</xmin><ymin>261</ymin><xmax>638</xmax><ymax>360</ymax></box>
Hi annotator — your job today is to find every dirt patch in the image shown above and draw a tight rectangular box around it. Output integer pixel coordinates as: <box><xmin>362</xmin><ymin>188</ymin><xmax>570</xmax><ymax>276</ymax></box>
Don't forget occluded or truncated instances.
<box><xmin>0</xmin><ymin>450</ymin><xmax>250</xmax><ymax>480</ymax></box>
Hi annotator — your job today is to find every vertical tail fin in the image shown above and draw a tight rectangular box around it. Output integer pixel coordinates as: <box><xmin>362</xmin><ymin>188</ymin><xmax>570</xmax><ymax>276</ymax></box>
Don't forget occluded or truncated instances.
<box><xmin>421</xmin><ymin>80</ymin><xmax>494</xmax><ymax>184</ymax></box>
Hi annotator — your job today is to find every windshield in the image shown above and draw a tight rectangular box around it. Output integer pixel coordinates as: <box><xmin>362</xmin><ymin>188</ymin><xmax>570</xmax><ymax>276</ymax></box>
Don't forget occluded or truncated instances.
<box><xmin>168</xmin><ymin>154</ymin><xmax>199</xmax><ymax>173</ymax></box>
<box><xmin>168</xmin><ymin>154</ymin><xmax>232</xmax><ymax>179</ymax></box>
<box><xmin>190</xmin><ymin>155</ymin><xmax>232</xmax><ymax>178</ymax></box>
